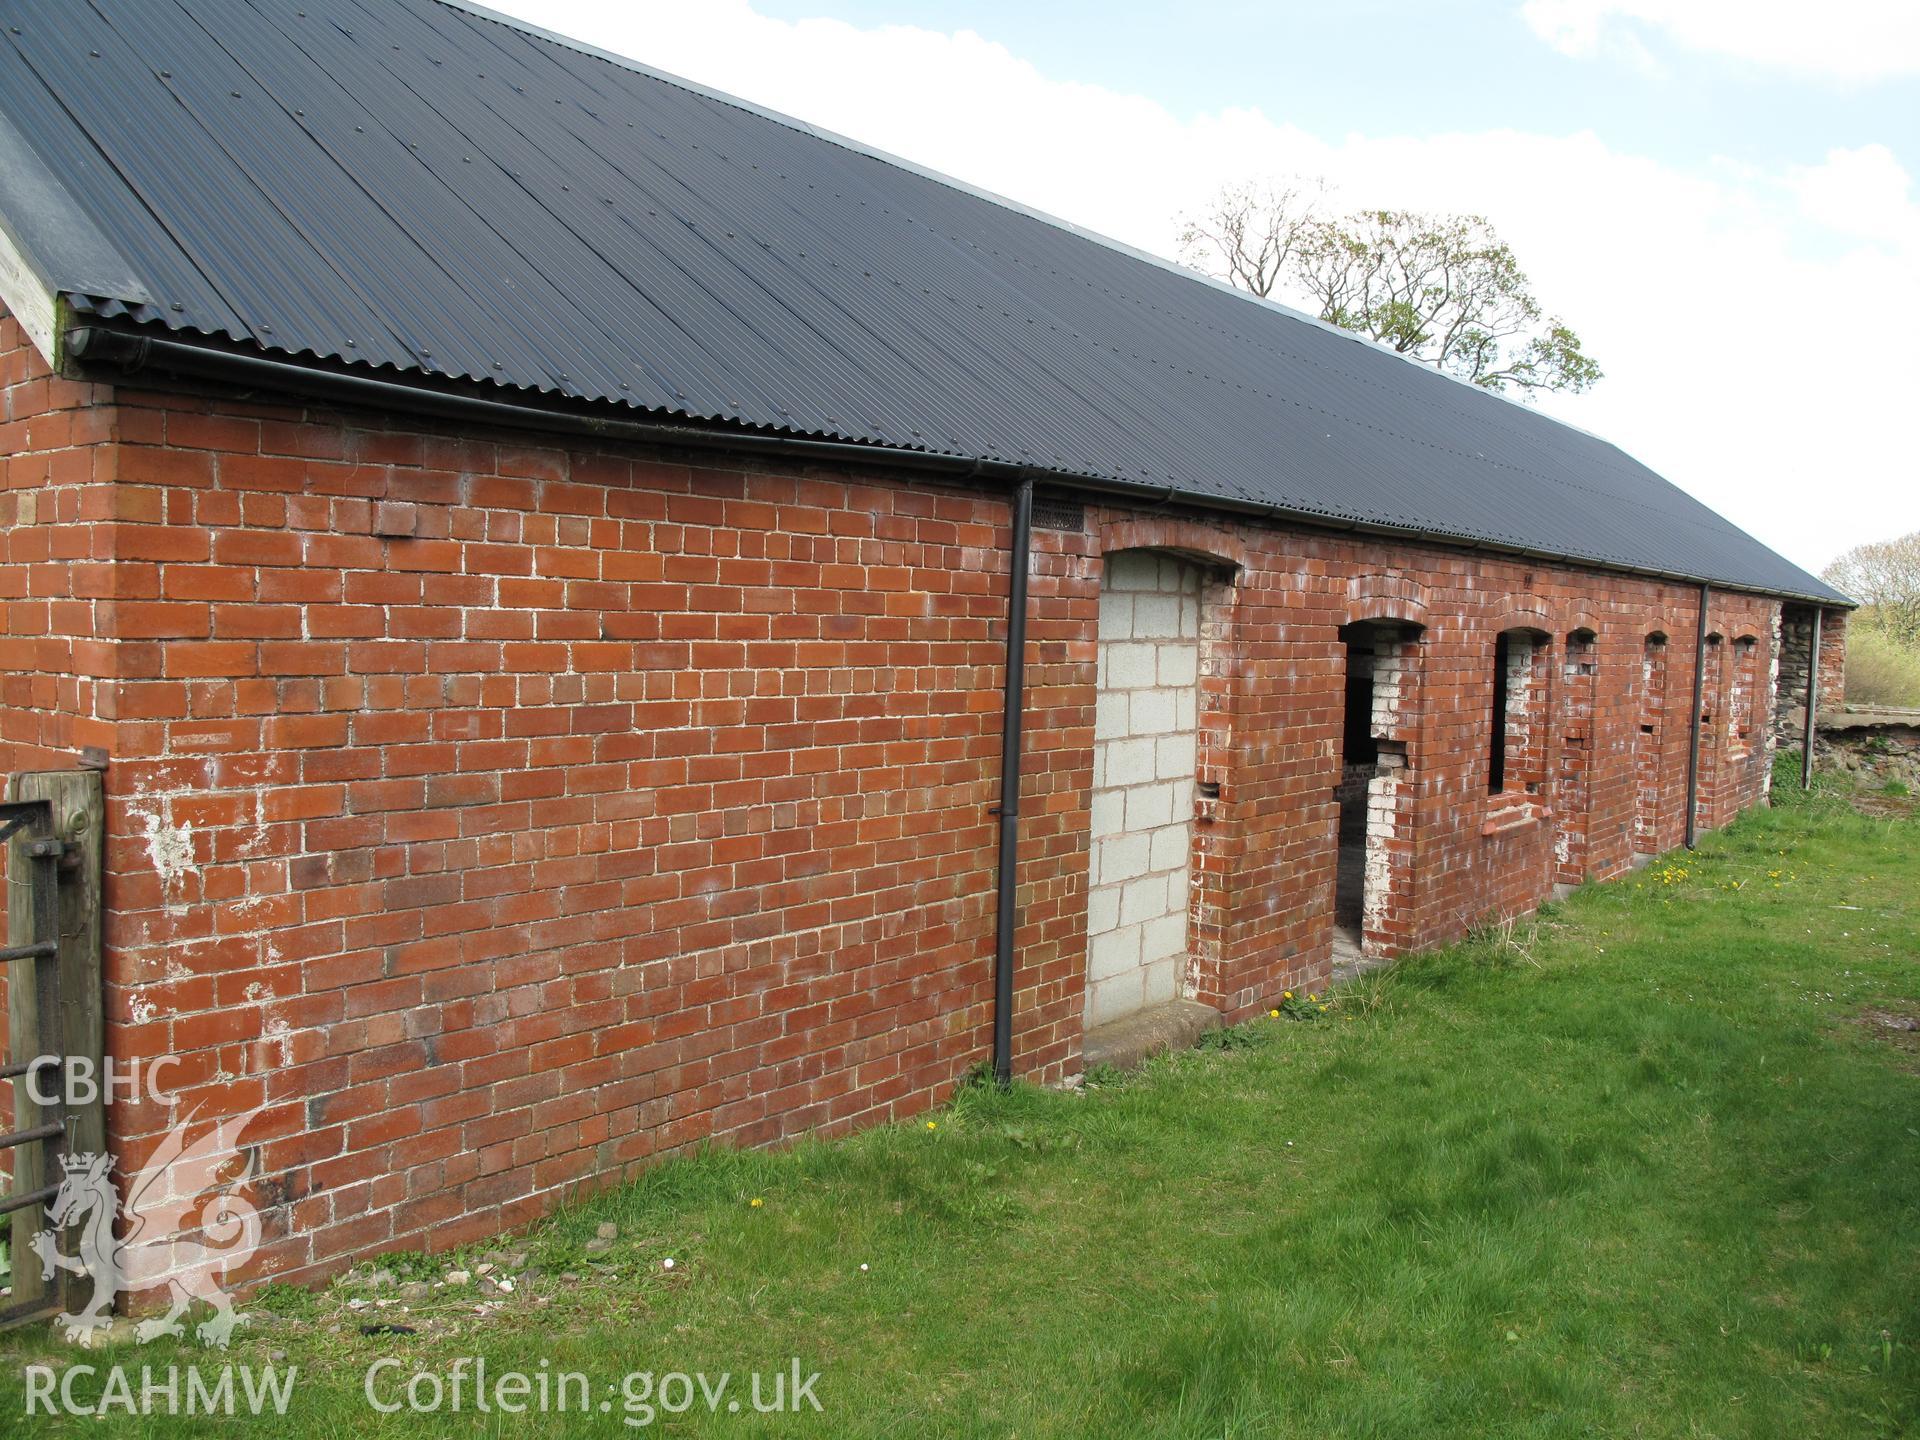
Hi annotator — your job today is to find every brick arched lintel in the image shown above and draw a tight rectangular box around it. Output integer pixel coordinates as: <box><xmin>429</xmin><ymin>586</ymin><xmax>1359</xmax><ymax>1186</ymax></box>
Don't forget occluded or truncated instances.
<box><xmin>1563</xmin><ymin>612</ymin><xmax>1602</xmax><ymax>639</ymax></box>
<box><xmin>1097</xmin><ymin>517</ymin><xmax>1247</xmax><ymax>573</ymax></box>
<box><xmin>1489</xmin><ymin>596</ymin><xmax>1553</xmax><ymax>637</ymax></box>
<box><xmin>1345</xmin><ymin>574</ymin><xmax>1430</xmax><ymax>628</ymax></box>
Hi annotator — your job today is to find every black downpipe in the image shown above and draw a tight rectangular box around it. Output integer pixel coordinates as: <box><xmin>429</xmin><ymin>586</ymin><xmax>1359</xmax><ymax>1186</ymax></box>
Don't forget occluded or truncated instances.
<box><xmin>1801</xmin><ymin>608</ymin><xmax>1823</xmax><ymax>790</ymax></box>
<box><xmin>1684</xmin><ymin>583</ymin><xmax>1710</xmax><ymax>849</ymax></box>
<box><xmin>992</xmin><ymin>479</ymin><xmax>1034</xmax><ymax>1087</ymax></box>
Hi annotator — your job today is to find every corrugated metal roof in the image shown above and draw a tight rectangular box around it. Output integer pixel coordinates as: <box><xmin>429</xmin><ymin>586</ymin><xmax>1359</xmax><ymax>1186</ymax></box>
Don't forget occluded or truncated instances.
<box><xmin>0</xmin><ymin>0</ymin><xmax>1846</xmax><ymax>603</ymax></box>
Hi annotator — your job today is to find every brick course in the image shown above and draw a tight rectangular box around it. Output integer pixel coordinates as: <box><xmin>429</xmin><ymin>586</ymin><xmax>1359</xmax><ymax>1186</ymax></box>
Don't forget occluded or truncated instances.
<box><xmin>0</xmin><ymin>306</ymin><xmax>1821</xmax><ymax>1288</ymax></box>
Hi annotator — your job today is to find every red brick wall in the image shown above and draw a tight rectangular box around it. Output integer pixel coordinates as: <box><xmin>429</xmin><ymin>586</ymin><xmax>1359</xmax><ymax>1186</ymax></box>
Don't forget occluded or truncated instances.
<box><xmin>92</xmin><ymin>385</ymin><xmax>1034</xmax><ymax>1282</ymax></box>
<box><xmin>1023</xmin><ymin>518</ymin><xmax>1780</xmax><ymax>990</ymax></box>
<box><xmin>0</xmin><ymin>306</ymin><xmax>1795</xmax><ymax>1285</ymax></box>
<box><xmin>1818</xmin><ymin>610</ymin><xmax>1848</xmax><ymax>711</ymax></box>
<box><xmin>0</xmin><ymin>312</ymin><xmax>120</xmax><ymax>768</ymax></box>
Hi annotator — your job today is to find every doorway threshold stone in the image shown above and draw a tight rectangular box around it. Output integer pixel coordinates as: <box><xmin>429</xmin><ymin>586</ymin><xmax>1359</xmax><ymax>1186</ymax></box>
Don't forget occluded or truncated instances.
<box><xmin>1082</xmin><ymin>998</ymin><xmax>1221</xmax><ymax>1073</ymax></box>
<box><xmin>1331</xmin><ymin>924</ymin><xmax>1384</xmax><ymax>985</ymax></box>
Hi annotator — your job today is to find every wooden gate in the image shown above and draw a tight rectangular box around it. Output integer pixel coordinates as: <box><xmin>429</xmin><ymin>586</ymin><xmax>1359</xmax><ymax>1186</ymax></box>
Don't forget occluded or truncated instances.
<box><xmin>0</xmin><ymin>771</ymin><xmax>104</xmax><ymax>1330</ymax></box>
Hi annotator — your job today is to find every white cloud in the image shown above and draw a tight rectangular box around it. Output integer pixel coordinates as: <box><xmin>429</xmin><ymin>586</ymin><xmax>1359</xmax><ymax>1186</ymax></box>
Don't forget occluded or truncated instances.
<box><xmin>1787</xmin><ymin>144</ymin><xmax>1920</xmax><ymax>249</ymax></box>
<box><xmin>488</xmin><ymin>0</ymin><xmax>1920</xmax><ymax>575</ymax></box>
<box><xmin>1520</xmin><ymin>0</ymin><xmax>1920</xmax><ymax>82</ymax></box>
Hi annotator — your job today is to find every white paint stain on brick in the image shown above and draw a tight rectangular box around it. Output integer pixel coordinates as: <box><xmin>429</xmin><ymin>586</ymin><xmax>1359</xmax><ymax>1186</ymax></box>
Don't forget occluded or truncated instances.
<box><xmin>140</xmin><ymin>811</ymin><xmax>194</xmax><ymax>885</ymax></box>
<box><xmin>1361</xmin><ymin>752</ymin><xmax>1406</xmax><ymax>943</ymax></box>
<box><xmin>257</xmin><ymin>1013</ymin><xmax>295</xmax><ymax>1069</ymax></box>
<box><xmin>1358</xmin><ymin>634</ymin><xmax>1413</xmax><ymax>956</ymax></box>
<box><xmin>245</xmin><ymin>978</ymin><xmax>297</xmax><ymax>1069</ymax></box>
<box><xmin>1763</xmin><ymin>608</ymin><xmax>1783</xmax><ymax>798</ymax></box>
<box><xmin>131</xmin><ymin>804</ymin><xmax>198</xmax><ymax>918</ymax></box>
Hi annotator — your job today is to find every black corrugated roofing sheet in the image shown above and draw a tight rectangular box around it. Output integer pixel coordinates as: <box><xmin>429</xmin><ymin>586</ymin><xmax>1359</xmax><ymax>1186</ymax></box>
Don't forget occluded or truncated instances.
<box><xmin>0</xmin><ymin>0</ymin><xmax>1846</xmax><ymax>603</ymax></box>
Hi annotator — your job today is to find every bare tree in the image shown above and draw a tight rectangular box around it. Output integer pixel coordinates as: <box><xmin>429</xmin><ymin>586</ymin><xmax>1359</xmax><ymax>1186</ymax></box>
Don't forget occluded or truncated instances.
<box><xmin>1175</xmin><ymin>177</ymin><xmax>1327</xmax><ymax>299</ymax></box>
<box><xmin>1824</xmin><ymin>530</ymin><xmax>1920</xmax><ymax>645</ymax></box>
<box><xmin>1177</xmin><ymin>182</ymin><xmax>1602</xmax><ymax>397</ymax></box>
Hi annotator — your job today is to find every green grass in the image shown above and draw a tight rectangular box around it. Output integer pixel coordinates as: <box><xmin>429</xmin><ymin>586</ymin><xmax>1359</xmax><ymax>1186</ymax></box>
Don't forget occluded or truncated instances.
<box><xmin>5</xmin><ymin>782</ymin><xmax>1918</xmax><ymax>1436</ymax></box>
<box><xmin>1845</xmin><ymin>625</ymin><xmax>1920</xmax><ymax>709</ymax></box>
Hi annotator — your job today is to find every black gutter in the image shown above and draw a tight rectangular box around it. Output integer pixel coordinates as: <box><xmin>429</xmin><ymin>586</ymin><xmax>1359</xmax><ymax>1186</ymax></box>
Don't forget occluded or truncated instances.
<box><xmin>65</xmin><ymin>325</ymin><xmax>1037</xmax><ymax>486</ymax></box>
<box><xmin>1801</xmin><ymin>608</ymin><xmax>1823</xmax><ymax>791</ymax></box>
<box><xmin>1684</xmin><ymin>584</ymin><xmax>1709</xmax><ymax>849</ymax></box>
<box><xmin>63</xmin><ymin>324</ymin><xmax>1850</xmax><ymax>611</ymax></box>
<box><xmin>992</xmin><ymin>480</ymin><xmax>1034</xmax><ymax>1086</ymax></box>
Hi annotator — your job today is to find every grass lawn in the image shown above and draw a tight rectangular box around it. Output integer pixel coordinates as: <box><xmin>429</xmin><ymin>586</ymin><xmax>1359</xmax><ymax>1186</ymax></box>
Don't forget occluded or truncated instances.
<box><xmin>4</xmin><ymin>768</ymin><xmax>1918</xmax><ymax>1436</ymax></box>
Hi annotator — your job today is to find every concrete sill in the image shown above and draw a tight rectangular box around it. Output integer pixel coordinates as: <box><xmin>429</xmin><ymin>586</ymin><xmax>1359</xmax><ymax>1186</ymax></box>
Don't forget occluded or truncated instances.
<box><xmin>1481</xmin><ymin>799</ymin><xmax>1546</xmax><ymax>837</ymax></box>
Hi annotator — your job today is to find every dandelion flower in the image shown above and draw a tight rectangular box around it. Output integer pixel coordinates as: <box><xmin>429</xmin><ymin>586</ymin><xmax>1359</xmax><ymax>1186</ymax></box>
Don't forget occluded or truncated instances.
<box><xmin>749</xmin><ymin>1197</ymin><xmax>764</xmax><ymax>1208</ymax></box>
<box><xmin>1269</xmin><ymin>1008</ymin><xmax>1280</xmax><ymax>1018</ymax></box>
<box><xmin>925</xmin><ymin>1121</ymin><xmax>937</xmax><ymax>1131</ymax></box>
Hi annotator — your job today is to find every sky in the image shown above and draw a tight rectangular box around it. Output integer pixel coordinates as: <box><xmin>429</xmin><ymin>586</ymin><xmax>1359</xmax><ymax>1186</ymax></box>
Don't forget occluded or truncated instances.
<box><xmin>487</xmin><ymin>0</ymin><xmax>1920</xmax><ymax>579</ymax></box>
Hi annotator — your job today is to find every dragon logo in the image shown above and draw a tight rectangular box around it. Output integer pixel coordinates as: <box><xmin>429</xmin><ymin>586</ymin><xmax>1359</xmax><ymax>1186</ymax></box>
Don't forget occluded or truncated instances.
<box><xmin>30</xmin><ymin>1105</ymin><xmax>264</xmax><ymax>1347</ymax></box>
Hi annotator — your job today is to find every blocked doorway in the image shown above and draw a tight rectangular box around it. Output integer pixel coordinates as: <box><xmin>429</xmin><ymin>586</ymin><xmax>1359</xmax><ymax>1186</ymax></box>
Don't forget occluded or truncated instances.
<box><xmin>1695</xmin><ymin>634</ymin><xmax>1725</xmax><ymax>829</ymax></box>
<box><xmin>1632</xmin><ymin>633</ymin><xmax>1669</xmax><ymax>855</ymax></box>
<box><xmin>1555</xmin><ymin>629</ymin><xmax>1598</xmax><ymax>885</ymax></box>
<box><xmin>1085</xmin><ymin>551</ymin><xmax>1202</xmax><ymax>1028</ymax></box>
<box><xmin>1335</xmin><ymin>620</ymin><xmax>1420</xmax><ymax>961</ymax></box>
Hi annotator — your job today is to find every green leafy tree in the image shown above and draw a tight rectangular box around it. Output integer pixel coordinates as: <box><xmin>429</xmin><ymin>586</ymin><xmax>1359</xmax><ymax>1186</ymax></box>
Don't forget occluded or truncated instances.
<box><xmin>1178</xmin><ymin>184</ymin><xmax>1602</xmax><ymax>397</ymax></box>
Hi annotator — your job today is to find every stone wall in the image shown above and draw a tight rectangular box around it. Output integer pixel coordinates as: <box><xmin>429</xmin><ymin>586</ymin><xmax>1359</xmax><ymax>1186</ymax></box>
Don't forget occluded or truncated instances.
<box><xmin>1816</xmin><ymin>712</ymin><xmax>1920</xmax><ymax>790</ymax></box>
<box><xmin>1775</xmin><ymin>604</ymin><xmax>1850</xmax><ymax>748</ymax></box>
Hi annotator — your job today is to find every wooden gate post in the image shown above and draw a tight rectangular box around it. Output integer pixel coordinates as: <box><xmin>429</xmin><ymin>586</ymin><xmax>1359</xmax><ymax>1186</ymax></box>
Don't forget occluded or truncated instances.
<box><xmin>6</xmin><ymin>770</ymin><xmax>105</xmax><ymax>1317</ymax></box>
